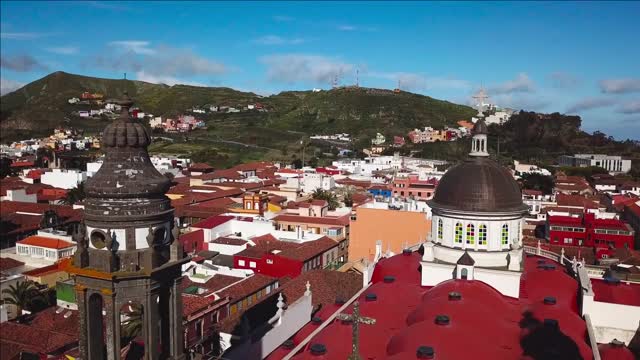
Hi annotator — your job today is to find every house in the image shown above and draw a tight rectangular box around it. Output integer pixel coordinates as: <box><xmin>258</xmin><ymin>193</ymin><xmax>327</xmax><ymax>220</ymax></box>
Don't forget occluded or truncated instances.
<box><xmin>23</xmin><ymin>262</ymin><xmax>69</xmax><ymax>288</ymax></box>
<box><xmin>233</xmin><ymin>237</ymin><xmax>340</xmax><ymax>278</ymax></box>
<box><xmin>371</xmin><ymin>133</ymin><xmax>386</xmax><ymax>145</ymax></box>
<box><xmin>559</xmin><ymin>154</ymin><xmax>631</xmax><ymax>174</ymax></box>
<box><xmin>16</xmin><ymin>233</ymin><xmax>76</xmax><ymax>262</ymax></box>
<box><xmin>391</xmin><ymin>175</ymin><xmax>438</xmax><ymax>201</ymax></box>
<box><xmin>367</xmin><ymin>185</ymin><xmax>392</xmax><ymax>199</ymax></box>
<box><xmin>546</xmin><ymin>212</ymin><xmax>634</xmax><ymax>251</ymax></box>
<box><xmin>40</xmin><ymin>168</ymin><xmax>86</xmax><ymax>190</ymax></box>
<box><xmin>349</xmin><ymin>201</ymin><xmax>431</xmax><ymax>262</ymax></box>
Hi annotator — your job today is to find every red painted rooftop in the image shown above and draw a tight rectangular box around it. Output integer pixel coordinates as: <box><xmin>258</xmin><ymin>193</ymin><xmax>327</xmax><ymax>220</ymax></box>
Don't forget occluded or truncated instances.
<box><xmin>270</xmin><ymin>251</ymin><xmax>594</xmax><ymax>360</ymax></box>
<box><xmin>591</xmin><ymin>278</ymin><xmax>640</xmax><ymax>307</ymax></box>
<box><xmin>17</xmin><ymin>235</ymin><xmax>75</xmax><ymax>250</ymax></box>
<box><xmin>191</xmin><ymin>215</ymin><xmax>235</xmax><ymax>229</ymax></box>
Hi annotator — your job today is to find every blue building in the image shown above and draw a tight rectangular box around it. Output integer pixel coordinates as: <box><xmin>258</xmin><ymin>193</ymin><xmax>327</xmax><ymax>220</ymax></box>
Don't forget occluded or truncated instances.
<box><xmin>368</xmin><ymin>185</ymin><xmax>392</xmax><ymax>199</ymax></box>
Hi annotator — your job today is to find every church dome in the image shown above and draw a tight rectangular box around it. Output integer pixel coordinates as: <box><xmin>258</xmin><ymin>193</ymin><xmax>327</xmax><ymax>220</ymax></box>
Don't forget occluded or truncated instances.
<box><xmin>102</xmin><ymin>119</ymin><xmax>150</xmax><ymax>148</ymax></box>
<box><xmin>430</xmin><ymin>157</ymin><xmax>527</xmax><ymax>213</ymax></box>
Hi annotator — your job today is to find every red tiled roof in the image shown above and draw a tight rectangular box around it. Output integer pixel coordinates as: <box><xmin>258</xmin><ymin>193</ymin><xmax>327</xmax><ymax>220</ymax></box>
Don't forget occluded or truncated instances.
<box><xmin>201</xmin><ymin>169</ymin><xmax>243</xmax><ymax>181</ymax></box>
<box><xmin>250</xmin><ymin>233</ymin><xmax>278</xmax><ymax>245</ymax></box>
<box><xmin>236</xmin><ymin>240</ymin><xmax>300</xmax><ymax>259</ymax></box>
<box><xmin>0</xmin><ymin>257</ymin><xmax>25</xmax><ymax>271</ymax></box>
<box><xmin>217</xmin><ymin>273</ymin><xmax>278</xmax><ymax>302</ymax></box>
<box><xmin>17</xmin><ymin>235</ymin><xmax>75</xmax><ymax>249</ymax></box>
<box><xmin>280</xmin><ymin>269</ymin><xmax>362</xmax><ymax>308</ymax></box>
<box><xmin>182</xmin><ymin>294</ymin><xmax>217</xmax><ymax>318</ymax></box>
<box><xmin>556</xmin><ymin>194</ymin><xmax>600</xmax><ymax>208</ymax></box>
<box><xmin>278</xmin><ymin>237</ymin><xmax>338</xmax><ymax>262</ymax></box>
<box><xmin>0</xmin><ymin>306</ymin><xmax>79</xmax><ymax>359</ymax></box>
<box><xmin>23</xmin><ymin>263</ymin><xmax>65</xmax><ymax>277</ymax></box>
<box><xmin>522</xmin><ymin>189</ymin><xmax>543</xmax><ymax>196</ymax></box>
<box><xmin>188</xmin><ymin>162</ymin><xmax>214</xmax><ymax>171</ymax></box>
<box><xmin>272</xmin><ymin>214</ymin><xmax>350</xmax><ymax>226</ymax></box>
<box><xmin>191</xmin><ymin>215</ymin><xmax>234</xmax><ymax>229</ymax></box>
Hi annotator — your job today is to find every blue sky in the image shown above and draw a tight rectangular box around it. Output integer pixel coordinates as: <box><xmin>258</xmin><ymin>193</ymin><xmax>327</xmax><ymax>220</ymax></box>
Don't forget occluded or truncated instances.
<box><xmin>1</xmin><ymin>1</ymin><xmax>639</xmax><ymax>139</ymax></box>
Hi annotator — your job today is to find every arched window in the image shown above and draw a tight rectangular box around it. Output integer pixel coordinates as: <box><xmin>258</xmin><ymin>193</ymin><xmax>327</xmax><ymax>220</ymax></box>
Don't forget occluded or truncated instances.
<box><xmin>466</xmin><ymin>224</ymin><xmax>475</xmax><ymax>244</ymax></box>
<box><xmin>501</xmin><ymin>224</ymin><xmax>509</xmax><ymax>246</ymax></box>
<box><xmin>478</xmin><ymin>224</ymin><xmax>487</xmax><ymax>245</ymax></box>
<box><xmin>454</xmin><ymin>223</ymin><xmax>463</xmax><ymax>244</ymax></box>
<box><xmin>437</xmin><ymin>219</ymin><xmax>443</xmax><ymax>240</ymax></box>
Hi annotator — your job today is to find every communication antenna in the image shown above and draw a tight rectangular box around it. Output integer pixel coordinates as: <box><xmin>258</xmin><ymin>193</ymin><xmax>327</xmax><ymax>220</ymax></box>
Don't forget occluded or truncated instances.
<box><xmin>356</xmin><ymin>68</ymin><xmax>359</xmax><ymax>88</ymax></box>
<box><xmin>332</xmin><ymin>74</ymin><xmax>338</xmax><ymax>88</ymax></box>
<box><xmin>124</xmin><ymin>72</ymin><xmax>127</xmax><ymax>80</ymax></box>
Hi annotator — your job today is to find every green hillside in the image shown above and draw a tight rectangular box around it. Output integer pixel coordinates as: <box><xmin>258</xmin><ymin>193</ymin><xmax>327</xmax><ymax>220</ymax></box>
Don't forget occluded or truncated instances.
<box><xmin>0</xmin><ymin>71</ymin><xmax>475</xmax><ymax>143</ymax></box>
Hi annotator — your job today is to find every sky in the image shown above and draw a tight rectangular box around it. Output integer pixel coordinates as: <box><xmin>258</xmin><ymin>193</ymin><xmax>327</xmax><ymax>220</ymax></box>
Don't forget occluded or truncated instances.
<box><xmin>1</xmin><ymin>1</ymin><xmax>639</xmax><ymax>139</ymax></box>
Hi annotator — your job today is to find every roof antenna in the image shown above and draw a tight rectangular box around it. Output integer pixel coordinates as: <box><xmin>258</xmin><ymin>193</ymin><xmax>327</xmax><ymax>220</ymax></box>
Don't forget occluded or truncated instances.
<box><xmin>124</xmin><ymin>72</ymin><xmax>127</xmax><ymax>80</ymax></box>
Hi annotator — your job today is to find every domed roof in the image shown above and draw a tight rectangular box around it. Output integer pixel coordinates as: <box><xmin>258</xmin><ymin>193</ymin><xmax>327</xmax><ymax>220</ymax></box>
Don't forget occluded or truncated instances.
<box><xmin>85</xmin><ymin>93</ymin><xmax>171</xmax><ymax>199</ymax></box>
<box><xmin>430</xmin><ymin>157</ymin><xmax>527</xmax><ymax>213</ymax></box>
<box><xmin>472</xmin><ymin>118</ymin><xmax>488</xmax><ymax>135</ymax></box>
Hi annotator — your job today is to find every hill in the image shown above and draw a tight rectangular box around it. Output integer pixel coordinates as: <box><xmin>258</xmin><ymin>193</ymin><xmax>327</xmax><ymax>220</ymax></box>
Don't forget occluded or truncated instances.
<box><xmin>0</xmin><ymin>72</ymin><xmax>475</xmax><ymax>143</ymax></box>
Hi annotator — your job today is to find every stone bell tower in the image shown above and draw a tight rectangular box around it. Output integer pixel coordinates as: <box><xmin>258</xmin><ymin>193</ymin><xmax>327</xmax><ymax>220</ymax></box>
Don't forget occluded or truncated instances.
<box><xmin>66</xmin><ymin>92</ymin><xmax>186</xmax><ymax>360</ymax></box>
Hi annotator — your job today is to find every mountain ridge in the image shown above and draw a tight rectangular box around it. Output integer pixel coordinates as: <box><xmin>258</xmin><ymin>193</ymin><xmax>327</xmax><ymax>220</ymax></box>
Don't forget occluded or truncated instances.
<box><xmin>0</xmin><ymin>71</ymin><xmax>475</xmax><ymax>142</ymax></box>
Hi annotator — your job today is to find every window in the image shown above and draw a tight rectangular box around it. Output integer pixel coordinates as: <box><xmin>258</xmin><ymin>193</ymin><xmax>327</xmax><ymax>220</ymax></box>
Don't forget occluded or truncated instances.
<box><xmin>466</xmin><ymin>224</ymin><xmax>475</xmax><ymax>244</ymax></box>
<box><xmin>437</xmin><ymin>219</ymin><xmax>443</xmax><ymax>240</ymax></box>
<box><xmin>249</xmin><ymin>261</ymin><xmax>256</xmax><ymax>268</ymax></box>
<box><xmin>564</xmin><ymin>238</ymin><xmax>573</xmax><ymax>244</ymax></box>
<box><xmin>454</xmin><ymin>223</ymin><xmax>463</xmax><ymax>244</ymax></box>
<box><xmin>238</xmin><ymin>260</ymin><xmax>246</xmax><ymax>266</ymax></box>
<box><xmin>195</xmin><ymin>319</ymin><xmax>203</xmax><ymax>339</ymax></box>
<box><xmin>266</xmin><ymin>259</ymin><xmax>273</xmax><ymax>264</ymax></box>
<box><xmin>478</xmin><ymin>224</ymin><xmax>487</xmax><ymax>245</ymax></box>
<box><xmin>501</xmin><ymin>224</ymin><xmax>509</xmax><ymax>245</ymax></box>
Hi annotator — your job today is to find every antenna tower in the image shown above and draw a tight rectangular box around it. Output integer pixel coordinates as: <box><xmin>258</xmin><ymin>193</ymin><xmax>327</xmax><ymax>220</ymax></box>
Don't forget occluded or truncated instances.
<box><xmin>356</xmin><ymin>68</ymin><xmax>359</xmax><ymax>88</ymax></box>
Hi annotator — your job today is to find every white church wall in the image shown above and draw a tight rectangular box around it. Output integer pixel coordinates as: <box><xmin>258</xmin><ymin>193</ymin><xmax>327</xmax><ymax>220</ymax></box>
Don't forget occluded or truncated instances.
<box><xmin>473</xmin><ymin>267</ymin><xmax>521</xmax><ymax>298</ymax></box>
<box><xmin>421</xmin><ymin>262</ymin><xmax>455</xmax><ymax>287</ymax></box>
<box><xmin>582</xmin><ymin>293</ymin><xmax>640</xmax><ymax>345</ymax></box>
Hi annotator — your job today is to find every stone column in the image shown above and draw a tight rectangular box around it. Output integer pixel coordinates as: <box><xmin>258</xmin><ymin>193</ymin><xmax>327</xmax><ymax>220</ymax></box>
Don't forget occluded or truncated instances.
<box><xmin>76</xmin><ymin>285</ymin><xmax>88</xmax><ymax>360</ymax></box>
<box><xmin>169</xmin><ymin>277</ymin><xmax>186</xmax><ymax>359</ymax></box>
<box><xmin>145</xmin><ymin>290</ymin><xmax>160</xmax><ymax>360</ymax></box>
<box><xmin>103</xmin><ymin>292</ymin><xmax>119</xmax><ymax>360</ymax></box>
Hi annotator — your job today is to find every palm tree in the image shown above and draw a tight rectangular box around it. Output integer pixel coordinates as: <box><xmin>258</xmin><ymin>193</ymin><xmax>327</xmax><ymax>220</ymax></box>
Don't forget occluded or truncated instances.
<box><xmin>1</xmin><ymin>280</ymin><xmax>45</xmax><ymax>317</ymax></box>
<box><xmin>61</xmin><ymin>181</ymin><xmax>86</xmax><ymax>205</ymax></box>
<box><xmin>121</xmin><ymin>303</ymin><xmax>143</xmax><ymax>340</ymax></box>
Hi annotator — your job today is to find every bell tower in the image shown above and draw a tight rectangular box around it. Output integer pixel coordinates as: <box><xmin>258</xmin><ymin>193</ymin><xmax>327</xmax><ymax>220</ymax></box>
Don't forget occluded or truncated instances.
<box><xmin>66</xmin><ymin>92</ymin><xmax>186</xmax><ymax>360</ymax></box>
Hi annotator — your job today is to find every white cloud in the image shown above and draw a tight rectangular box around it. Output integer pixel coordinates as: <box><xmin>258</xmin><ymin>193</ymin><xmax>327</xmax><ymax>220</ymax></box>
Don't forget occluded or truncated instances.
<box><xmin>336</xmin><ymin>24</ymin><xmax>377</xmax><ymax>32</ymax></box>
<box><xmin>260</xmin><ymin>54</ymin><xmax>354</xmax><ymax>84</ymax></box>
<box><xmin>135</xmin><ymin>71</ymin><xmax>206</xmax><ymax>87</ymax></box>
<box><xmin>1</xmin><ymin>54</ymin><xmax>48</xmax><ymax>72</ymax></box>
<box><xmin>549</xmin><ymin>72</ymin><xmax>580</xmax><ymax>89</ymax></box>
<box><xmin>367</xmin><ymin>72</ymin><xmax>471</xmax><ymax>91</ymax></box>
<box><xmin>489</xmin><ymin>73</ymin><xmax>535</xmax><ymax>94</ymax></box>
<box><xmin>253</xmin><ymin>35</ymin><xmax>305</xmax><ymax>45</ymax></box>
<box><xmin>566</xmin><ymin>97</ymin><xmax>617</xmax><ymax>114</ymax></box>
<box><xmin>599</xmin><ymin>78</ymin><xmax>640</xmax><ymax>94</ymax></box>
<box><xmin>338</xmin><ymin>25</ymin><xmax>357</xmax><ymax>31</ymax></box>
<box><xmin>108</xmin><ymin>40</ymin><xmax>156</xmax><ymax>55</ymax></box>
<box><xmin>46</xmin><ymin>46</ymin><xmax>78</xmax><ymax>55</ymax></box>
<box><xmin>1</xmin><ymin>32</ymin><xmax>49</xmax><ymax>40</ymax></box>
<box><xmin>488</xmin><ymin>94</ymin><xmax>550</xmax><ymax>112</ymax></box>
<box><xmin>93</xmin><ymin>43</ymin><xmax>227</xmax><ymax>82</ymax></box>
<box><xmin>617</xmin><ymin>99</ymin><xmax>640</xmax><ymax>114</ymax></box>
<box><xmin>0</xmin><ymin>78</ymin><xmax>24</xmax><ymax>95</ymax></box>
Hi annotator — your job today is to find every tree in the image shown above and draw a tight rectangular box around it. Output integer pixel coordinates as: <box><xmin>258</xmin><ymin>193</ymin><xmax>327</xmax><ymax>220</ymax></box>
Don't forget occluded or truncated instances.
<box><xmin>62</xmin><ymin>181</ymin><xmax>86</xmax><ymax>205</ymax></box>
<box><xmin>520</xmin><ymin>173</ymin><xmax>554</xmax><ymax>195</ymax></box>
<box><xmin>1</xmin><ymin>280</ymin><xmax>46</xmax><ymax>317</ymax></box>
<box><xmin>0</xmin><ymin>157</ymin><xmax>12</xmax><ymax>179</ymax></box>
<box><xmin>121</xmin><ymin>303</ymin><xmax>143</xmax><ymax>340</ymax></box>
<box><xmin>312</xmin><ymin>189</ymin><xmax>339</xmax><ymax>210</ymax></box>
<box><xmin>343</xmin><ymin>192</ymin><xmax>354</xmax><ymax>207</ymax></box>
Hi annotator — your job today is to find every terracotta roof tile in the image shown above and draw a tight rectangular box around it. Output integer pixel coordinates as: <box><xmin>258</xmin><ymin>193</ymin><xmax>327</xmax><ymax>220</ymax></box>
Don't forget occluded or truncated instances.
<box><xmin>211</xmin><ymin>237</ymin><xmax>247</xmax><ymax>246</ymax></box>
<box><xmin>217</xmin><ymin>273</ymin><xmax>278</xmax><ymax>302</ymax></box>
<box><xmin>0</xmin><ymin>257</ymin><xmax>25</xmax><ymax>271</ymax></box>
<box><xmin>272</xmin><ymin>214</ymin><xmax>350</xmax><ymax>226</ymax></box>
<box><xmin>17</xmin><ymin>235</ymin><xmax>75</xmax><ymax>249</ymax></box>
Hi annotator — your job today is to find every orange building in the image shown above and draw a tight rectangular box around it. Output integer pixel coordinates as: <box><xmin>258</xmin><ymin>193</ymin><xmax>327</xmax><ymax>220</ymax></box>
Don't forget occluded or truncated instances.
<box><xmin>348</xmin><ymin>206</ymin><xmax>431</xmax><ymax>262</ymax></box>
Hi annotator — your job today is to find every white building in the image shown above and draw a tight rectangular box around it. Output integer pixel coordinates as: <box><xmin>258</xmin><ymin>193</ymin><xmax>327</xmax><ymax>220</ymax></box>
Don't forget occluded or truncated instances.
<box><xmin>0</xmin><ymin>188</ymin><xmax>37</xmax><ymax>203</ymax></box>
<box><xmin>371</xmin><ymin>132</ymin><xmax>386</xmax><ymax>146</ymax></box>
<box><xmin>422</xmin><ymin>119</ymin><xmax>529</xmax><ymax>298</ymax></box>
<box><xmin>559</xmin><ymin>154</ymin><xmax>631</xmax><ymax>174</ymax></box>
<box><xmin>41</xmin><ymin>168</ymin><xmax>86</xmax><ymax>189</ymax></box>
<box><xmin>513</xmin><ymin>160</ymin><xmax>552</xmax><ymax>177</ymax></box>
<box><xmin>15</xmin><ymin>230</ymin><xmax>76</xmax><ymax>263</ymax></box>
<box><xmin>283</xmin><ymin>173</ymin><xmax>335</xmax><ymax>194</ymax></box>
